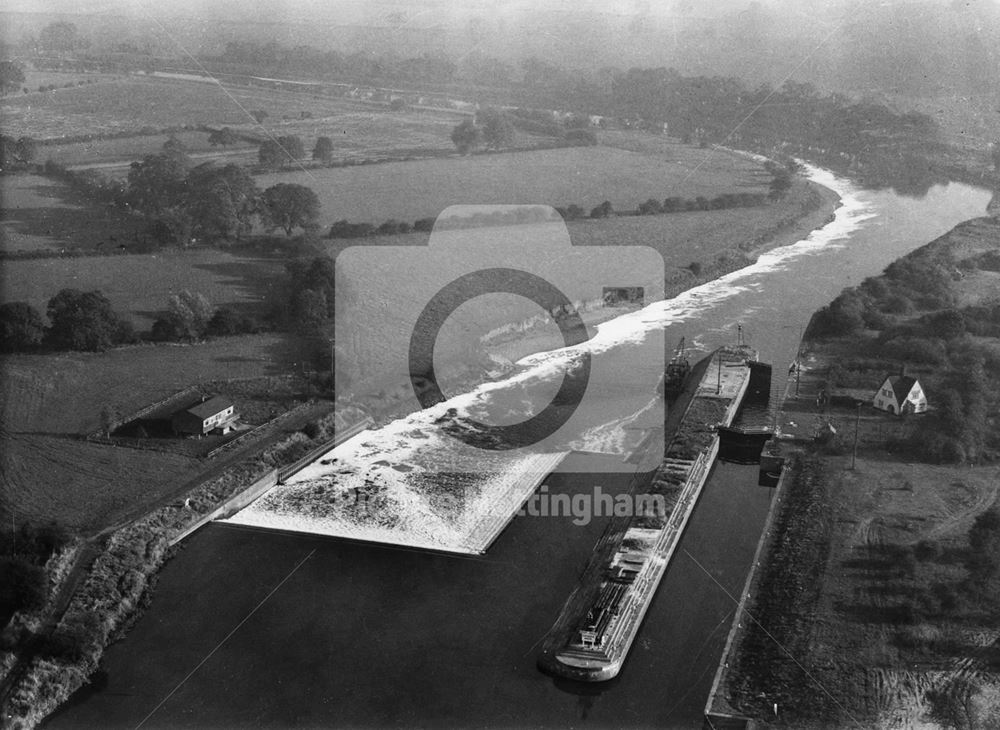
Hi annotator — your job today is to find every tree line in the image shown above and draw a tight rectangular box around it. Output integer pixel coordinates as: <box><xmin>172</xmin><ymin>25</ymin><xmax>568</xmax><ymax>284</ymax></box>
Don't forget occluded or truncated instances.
<box><xmin>810</xmin><ymin>242</ymin><xmax>1000</xmax><ymax>465</ymax></box>
<box><xmin>0</xmin><ymin>286</ymin><xmax>265</xmax><ymax>354</ymax></box>
<box><xmin>38</xmin><ymin>137</ymin><xmax>320</xmax><ymax>248</ymax></box>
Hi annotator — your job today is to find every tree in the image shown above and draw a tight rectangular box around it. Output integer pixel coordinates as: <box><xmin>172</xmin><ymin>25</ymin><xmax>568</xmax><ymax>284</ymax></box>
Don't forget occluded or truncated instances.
<box><xmin>99</xmin><ymin>404</ymin><xmax>120</xmax><ymax>437</ymax></box>
<box><xmin>186</xmin><ymin>163</ymin><xmax>260</xmax><ymax>241</ymax></box>
<box><xmin>45</xmin><ymin>289</ymin><xmax>130</xmax><ymax>351</ymax></box>
<box><xmin>127</xmin><ymin>152</ymin><xmax>189</xmax><ymax>216</ymax></box>
<box><xmin>162</xmin><ymin>135</ymin><xmax>187</xmax><ymax>157</ymax></box>
<box><xmin>258</xmin><ymin>136</ymin><xmax>304</xmax><ymax>170</ymax></box>
<box><xmin>0</xmin><ymin>558</ymin><xmax>47</xmax><ymax>615</ymax></box>
<box><xmin>38</xmin><ymin>21</ymin><xmax>85</xmax><ymax>55</ymax></box>
<box><xmin>292</xmin><ymin>289</ymin><xmax>328</xmax><ymax>330</ymax></box>
<box><xmin>127</xmin><ymin>152</ymin><xmax>192</xmax><ymax>244</ymax></box>
<box><xmin>476</xmin><ymin>107</ymin><xmax>515</xmax><ymax>150</ymax></box>
<box><xmin>967</xmin><ymin>508</ymin><xmax>1000</xmax><ymax>581</ymax></box>
<box><xmin>258</xmin><ymin>140</ymin><xmax>284</xmax><ymax>171</ymax></box>
<box><xmin>926</xmin><ymin>308</ymin><xmax>966</xmax><ymax>340</ymax></box>
<box><xmin>0</xmin><ymin>302</ymin><xmax>46</xmax><ymax>352</ymax></box>
<box><xmin>312</xmin><ymin>136</ymin><xmax>334</xmax><ymax>165</ymax></box>
<box><xmin>0</xmin><ymin>60</ymin><xmax>25</xmax><ymax>96</ymax></box>
<box><xmin>164</xmin><ymin>290</ymin><xmax>214</xmax><ymax>340</ymax></box>
<box><xmin>450</xmin><ymin>119</ymin><xmax>481</xmax><ymax>154</ymax></box>
<box><xmin>278</xmin><ymin>135</ymin><xmax>305</xmax><ymax>160</ymax></box>
<box><xmin>261</xmin><ymin>183</ymin><xmax>320</xmax><ymax>236</ymax></box>
<box><xmin>285</xmin><ymin>256</ymin><xmax>342</xmax><ymax>321</ymax></box>
<box><xmin>207</xmin><ymin>307</ymin><xmax>254</xmax><ymax>336</ymax></box>
<box><xmin>991</xmin><ymin>141</ymin><xmax>1000</xmax><ymax>173</ymax></box>
<box><xmin>590</xmin><ymin>201</ymin><xmax>613</xmax><ymax>219</ymax></box>
<box><xmin>15</xmin><ymin>136</ymin><xmax>36</xmax><ymax>164</ymax></box>
<box><xmin>207</xmin><ymin>127</ymin><xmax>239</xmax><ymax>147</ymax></box>
<box><xmin>0</xmin><ymin>135</ymin><xmax>37</xmax><ymax>168</ymax></box>
<box><xmin>768</xmin><ymin>167</ymin><xmax>793</xmax><ymax>200</ymax></box>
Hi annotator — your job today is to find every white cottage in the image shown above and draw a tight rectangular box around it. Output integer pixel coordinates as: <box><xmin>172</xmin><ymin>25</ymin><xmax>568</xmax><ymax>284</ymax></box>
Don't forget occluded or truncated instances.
<box><xmin>873</xmin><ymin>373</ymin><xmax>927</xmax><ymax>416</ymax></box>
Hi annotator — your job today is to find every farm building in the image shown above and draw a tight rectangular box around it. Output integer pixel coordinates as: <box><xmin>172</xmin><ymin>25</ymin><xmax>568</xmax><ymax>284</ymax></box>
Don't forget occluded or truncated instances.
<box><xmin>872</xmin><ymin>372</ymin><xmax>927</xmax><ymax>416</ymax></box>
<box><xmin>171</xmin><ymin>396</ymin><xmax>238</xmax><ymax>436</ymax></box>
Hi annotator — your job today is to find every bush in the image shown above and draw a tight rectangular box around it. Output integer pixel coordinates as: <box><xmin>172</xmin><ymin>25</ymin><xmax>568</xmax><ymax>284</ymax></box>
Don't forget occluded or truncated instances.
<box><xmin>0</xmin><ymin>558</ymin><xmax>47</xmax><ymax>615</ymax></box>
<box><xmin>377</xmin><ymin>219</ymin><xmax>410</xmax><ymax>235</ymax></box>
<box><xmin>662</xmin><ymin>197</ymin><xmax>686</xmax><ymax>213</ymax></box>
<box><xmin>590</xmin><ymin>201</ymin><xmax>613</xmax><ymax>219</ymax></box>
<box><xmin>565</xmin><ymin>128</ymin><xmax>597</xmax><ymax>146</ymax></box>
<box><xmin>328</xmin><ymin>220</ymin><xmax>375</xmax><ymax>238</ymax></box>
<box><xmin>880</xmin><ymin>293</ymin><xmax>913</xmax><ymax>315</ymax></box>
<box><xmin>412</xmin><ymin>217</ymin><xmax>435</xmax><ymax>232</ymax></box>
<box><xmin>638</xmin><ymin>198</ymin><xmax>661</xmax><ymax>215</ymax></box>
<box><xmin>882</xmin><ymin>336</ymin><xmax>947</xmax><ymax>365</ymax></box>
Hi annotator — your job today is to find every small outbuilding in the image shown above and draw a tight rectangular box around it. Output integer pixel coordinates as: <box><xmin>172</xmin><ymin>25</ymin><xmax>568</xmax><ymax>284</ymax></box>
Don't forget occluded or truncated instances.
<box><xmin>872</xmin><ymin>372</ymin><xmax>927</xmax><ymax>416</ymax></box>
<box><xmin>171</xmin><ymin>396</ymin><xmax>237</xmax><ymax>436</ymax></box>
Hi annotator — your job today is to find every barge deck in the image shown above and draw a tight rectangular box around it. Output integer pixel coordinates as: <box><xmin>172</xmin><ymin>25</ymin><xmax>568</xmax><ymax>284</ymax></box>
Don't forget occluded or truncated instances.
<box><xmin>537</xmin><ymin>344</ymin><xmax>757</xmax><ymax>681</ymax></box>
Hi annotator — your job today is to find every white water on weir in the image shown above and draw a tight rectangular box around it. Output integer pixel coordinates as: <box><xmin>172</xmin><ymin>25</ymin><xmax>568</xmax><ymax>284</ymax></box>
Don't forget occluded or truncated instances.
<box><xmin>224</xmin><ymin>165</ymin><xmax>877</xmax><ymax>551</ymax></box>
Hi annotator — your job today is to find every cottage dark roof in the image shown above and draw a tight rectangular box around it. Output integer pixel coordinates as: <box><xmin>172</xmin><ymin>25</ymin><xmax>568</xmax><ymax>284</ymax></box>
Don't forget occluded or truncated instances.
<box><xmin>184</xmin><ymin>396</ymin><xmax>234</xmax><ymax>420</ymax></box>
<box><xmin>885</xmin><ymin>375</ymin><xmax>918</xmax><ymax>403</ymax></box>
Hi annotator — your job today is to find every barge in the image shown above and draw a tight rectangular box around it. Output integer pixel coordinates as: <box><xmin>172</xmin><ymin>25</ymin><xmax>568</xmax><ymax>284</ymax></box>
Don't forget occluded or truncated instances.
<box><xmin>537</xmin><ymin>340</ymin><xmax>759</xmax><ymax>681</ymax></box>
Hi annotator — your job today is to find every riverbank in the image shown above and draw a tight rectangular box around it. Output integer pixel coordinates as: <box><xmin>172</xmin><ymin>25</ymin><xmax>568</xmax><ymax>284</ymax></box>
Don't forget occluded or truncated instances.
<box><xmin>0</xmin><ymin>406</ymin><xmax>372</xmax><ymax>728</ymax></box>
<box><xmin>709</xmin><ymin>213</ymin><xmax>1000</xmax><ymax>727</ymax></box>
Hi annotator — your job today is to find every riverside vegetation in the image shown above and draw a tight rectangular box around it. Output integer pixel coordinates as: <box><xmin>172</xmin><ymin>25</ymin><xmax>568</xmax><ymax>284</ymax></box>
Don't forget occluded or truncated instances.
<box><xmin>728</xmin><ymin>214</ymin><xmax>1000</xmax><ymax>728</ymax></box>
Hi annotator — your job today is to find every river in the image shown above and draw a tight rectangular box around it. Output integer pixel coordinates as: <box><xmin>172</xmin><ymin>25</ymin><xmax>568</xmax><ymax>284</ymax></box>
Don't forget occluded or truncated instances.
<box><xmin>48</xmin><ymin>170</ymin><xmax>991</xmax><ymax>729</ymax></box>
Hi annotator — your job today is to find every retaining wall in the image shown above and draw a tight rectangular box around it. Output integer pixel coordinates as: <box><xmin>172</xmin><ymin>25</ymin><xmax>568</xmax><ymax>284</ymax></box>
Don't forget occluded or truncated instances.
<box><xmin>168</xmin><ymin>468</ymin><xmax>278</xmax><ymax>546</ymax></box>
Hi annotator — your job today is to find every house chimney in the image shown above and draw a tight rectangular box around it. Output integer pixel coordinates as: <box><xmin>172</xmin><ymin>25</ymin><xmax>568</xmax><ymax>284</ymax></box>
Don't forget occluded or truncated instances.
<box><xmin>899</xmin><ymin>364</ymin><xmax>907</xmax><ymax>378</ymax></box>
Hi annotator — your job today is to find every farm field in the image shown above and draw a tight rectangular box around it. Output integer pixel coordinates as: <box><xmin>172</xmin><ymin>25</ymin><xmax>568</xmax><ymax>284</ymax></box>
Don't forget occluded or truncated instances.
<box><xmin>0</xmin><ymin>75</ymin><xmax>467</xmax><ymax>143</ymax></box>
<box><xmin>0</xmin><ymin>174</ymin><xmax>146</xmax><ymax>254</ymax></box>
<box><xmin>0</xmin><ymin>332</ymin><xmax>320</xmax><ymax>532</ymax></box>
<box><xmin>0</xmin><ymin>431</ymin><xmax>203</xmax><ymax>533</ymax></box>
<box><xmin>0</xmin><ymin>334</ymin><xmax>313</xmax><ymax>436</ymax></box>
<box><xmin>261</xmin><ymin>142</ymin><xmax>771</xmax><ymax>225</ymax></box>
<box><xmin>0</xmin><ymin>247</ymin><xmax>284</xmax><ymax>327</ymax></box>
<box><xmin>328</xmin><ymin>178</ymin><xmax>828</xmax><ymax>394</ymax></box>
<box><xmin>39</xmin><ymin>130</ymin><xmax>256</xmax><ymax>167</ymax></box>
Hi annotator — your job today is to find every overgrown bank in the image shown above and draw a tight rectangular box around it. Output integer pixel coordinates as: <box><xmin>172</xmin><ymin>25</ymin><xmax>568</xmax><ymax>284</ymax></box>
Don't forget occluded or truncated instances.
<box><xmin>0</xmin><ymin>406</ymin><xmax>363</xmax><ymax>728</ymax></box>
<box><xmin>717</xmin><ymin>214</ymin><xmax>1000</xmax><ymax>728</ymax></box>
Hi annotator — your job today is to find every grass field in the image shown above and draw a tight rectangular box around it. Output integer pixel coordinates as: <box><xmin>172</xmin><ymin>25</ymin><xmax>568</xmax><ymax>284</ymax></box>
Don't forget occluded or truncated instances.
<box><xmin>0</xmin><ymin>75</ymin><xmax>467</xmax><ymax>144</ymax></box>
<box><xmin>0</xmin><ymin>247</ymin><xmax>284</xmax><ymax>326</ymax></box>
<box><xmin>328</xmin><ymin>178</ymin><xmax>825</xmax><ymax>395</ymax></box>
<box><xmin>0</xmin><ymin>334</ymin><xmax>313</xmax><ymax>435</ymax></box>
<box><xmin>19</xmin><ymin>70</ymin><xmax>121</xmax><ymax>93</ymax></box>
<box><xmin>0</xmin><ymin>174</ymin><xmax>147</xmax><ymax>254</ymax></box>
<box><xmin>260</xmin><ymin>142</ymin><xmax>770</xmax><ymax>225</ymax></box>
<box><xmin>39</xmin><ymin>130</ymin><xmax>256</xmax><ymax>167</ymax></box>
<box><xmin>0</xmin><ymin>431</ymin><xmax>203</xmax><ymax>532</ymax></box>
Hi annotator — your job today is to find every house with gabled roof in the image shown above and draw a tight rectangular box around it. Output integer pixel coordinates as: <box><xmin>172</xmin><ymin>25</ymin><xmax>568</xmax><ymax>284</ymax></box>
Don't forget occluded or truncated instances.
<box><xmin>873</xmin><ymin>370</ymin><xmax>927</xmax><ymax>416</ymax></box>
<box><xmin>171</xmin><ymin>395</ymin><xmax>237</xmax><ymax>436</ymax></box>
